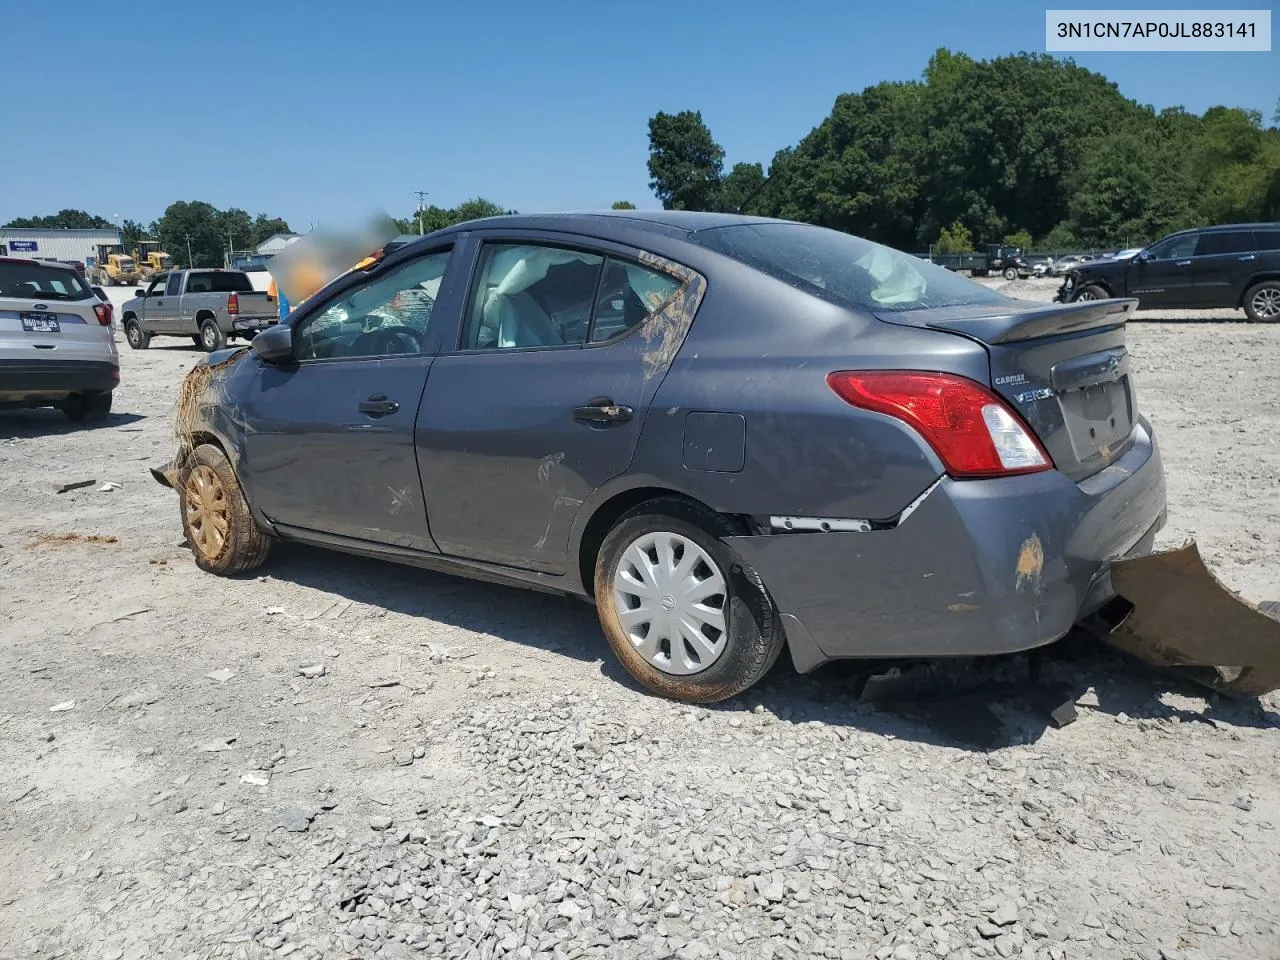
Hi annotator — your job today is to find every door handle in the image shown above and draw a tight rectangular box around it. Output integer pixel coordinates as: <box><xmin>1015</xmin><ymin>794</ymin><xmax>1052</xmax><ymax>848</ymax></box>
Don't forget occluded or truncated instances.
<box><xmin>359</xmin><ymin>394</ymin><xmax>399</xmax><ymax>416</ymax></box>
<box><xmin>1238</xmin><ymin>254</ymin><xmax>1256</xmax><ymax>262</ymax></box>
<box><xmin>573</xmin><ymin>397</ymin><xmax>633</xmax><ymax>424</ymax></box>
<box><xmin>1175</xmin><ymin>260</ymin><xmax>1191</xmax><ymax>266</ymax></box>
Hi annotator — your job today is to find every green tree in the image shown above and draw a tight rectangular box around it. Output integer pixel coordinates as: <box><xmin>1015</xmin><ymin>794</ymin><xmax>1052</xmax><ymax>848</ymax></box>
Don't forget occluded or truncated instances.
<box><xmin>718</xmin><ymin>162</ymin><xmax>767</xmax><ymax>214</ymax></box>
<box><xmin>5</xmin><ymin>209</ymin><xmax>115</xmax><ymax>229</ymax></box>
<box><xmin>154</xmin><ymin>201</ymin><xmax>224</xmax><ymax>268</ymax></box>
<box><xmin>936</xmin><ymin>221</ymin><xmax>973</xmax><ymax>254</ymax></box>
<box><xmin>1003</xmin><ymin>230</ymin><xmax>1033</xmax><ymax>251</ymax></box>
<box><xmin>249</xmin><ymin>215</ymin><xmax>292</xmax><ymax>248</ymax></box>
<box><xmin>398</xmin><ymin>198</ymin><xmax>511</xmax><ymax>235</ymax></box>
<box><xmin>121</xmin><ymin>219</ymin><xmax>148</xmax><ymax>250</ymax></box>
<box><xmin>647</xmin><ymin>110</ymin><xmax>725</xmax><ymax>211</ymax></box>
<box><xmin>1039</xmin><ymin>221</ymin><xmax>1081</xmax><ymax>251</ymax></box>
<box><xmin>611</xmin><ymin>200</ymin><xmax>636</xmax><ymax>209</ymax></box>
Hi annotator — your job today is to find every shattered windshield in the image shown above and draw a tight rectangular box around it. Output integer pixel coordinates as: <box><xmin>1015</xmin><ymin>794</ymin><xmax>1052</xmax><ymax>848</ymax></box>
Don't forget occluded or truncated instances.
<box><xmin>691</xmin><ymin>221</ymin><xmax>1011</xmax><ymax>313</ymax></box>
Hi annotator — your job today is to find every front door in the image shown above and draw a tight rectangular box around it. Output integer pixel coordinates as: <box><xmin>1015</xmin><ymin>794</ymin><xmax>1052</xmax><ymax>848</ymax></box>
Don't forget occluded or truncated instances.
<box><xmin>138</xmin><ymin>275</ymin><xmax>170</xmax><ymax>333</ymax></box>
<box><xmin>1127</xmin><ymin>232</ymin><xmax>1201</xmax><ymax>308</ymax></box>
<box><xmin>238</xmin><ymin>246</ymin><xmax>457</xmax><ymax>549</ymax></box>
<box><xmin>417</xmin><ymin>236</ymin><xmax>691</xmax><ymax>574</ymax></box>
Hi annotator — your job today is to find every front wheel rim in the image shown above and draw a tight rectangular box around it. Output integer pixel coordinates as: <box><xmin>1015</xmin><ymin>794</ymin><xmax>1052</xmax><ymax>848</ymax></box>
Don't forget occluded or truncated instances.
<box><xmin>611</xmin><ymin>531</ymin><xmax>729</xmax><ymax>676</ymax></box>
<box><xmin>1251</xmin><ymin>288</ymin><xmax>1280</xmax><ymax>319</ymax></box>
<box><xmin>1076</xmin><ymin>289</ymin><xmax>1097</xmax><ymax>301</ymax></box>
<box><xmin>184</xmin><ymin>464</ymin><xmax>230</xmax><ymax>562</ymax></box>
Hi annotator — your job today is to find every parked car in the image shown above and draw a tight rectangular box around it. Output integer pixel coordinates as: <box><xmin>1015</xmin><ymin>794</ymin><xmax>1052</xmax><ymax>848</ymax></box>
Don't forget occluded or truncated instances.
<box><xmin>149</xmin><ymin>212</ymin><xmax>1167</xmax><ymax>703</ymax></box>
<box><xmin>120</xmin><ymin>269</ymin><xmax>279</xmax><ymax>352</ymax></box>
<box><xmin>1049</xmin><ymin>254</ymin><xmax>1095</xmax><ymax>276</ymax></box>
<box><xmin>0</xmin><ymin>257</ymin><xmax>118</xmax><ymax>420</ymax></box>
<box><xmin>1056</xmin><ymin>223</ymin><xmax>1280</xmax><ymax>321</ymax></box>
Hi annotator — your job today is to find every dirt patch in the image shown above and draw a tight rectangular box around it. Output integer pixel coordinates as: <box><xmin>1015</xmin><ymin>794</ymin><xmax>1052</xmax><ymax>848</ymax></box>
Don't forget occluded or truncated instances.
<box><xmin>24</xmin><ymin>532</ymin><xmax>119</xmax><ymax>549</ymax></box>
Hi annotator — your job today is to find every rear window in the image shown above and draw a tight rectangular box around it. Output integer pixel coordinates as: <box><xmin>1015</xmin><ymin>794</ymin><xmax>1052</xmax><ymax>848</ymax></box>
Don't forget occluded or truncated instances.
<box><xmin>187</xmin><ymin>271</ymin><xmax>253</xmax><ymax>294</ymax></box>
<box><xmin>1195</xmin><ymin>231</ymin><xmax>1254</xmax><ymax>256</ymax></box>
<box><xmin>689</xmin><ymin>222</ymin><xmax>1011</xmax><ymax>313</ymax></box>
<box><xmin>0</xmin><ymin>259</ymin><xmax>93</xmax><ymax>300</ymax></box>
<box><xmin>1254</xmin><ymin>230</ymin><xmax>1280</xmax><ymax>251</ymax></box>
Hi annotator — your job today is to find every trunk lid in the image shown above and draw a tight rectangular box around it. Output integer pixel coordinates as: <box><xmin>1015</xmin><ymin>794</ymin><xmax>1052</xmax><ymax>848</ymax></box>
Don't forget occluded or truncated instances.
<box><xmin>876</xmin><ymin>298</ymin><xmax>1139</xmax><ymax>482</ymax></box>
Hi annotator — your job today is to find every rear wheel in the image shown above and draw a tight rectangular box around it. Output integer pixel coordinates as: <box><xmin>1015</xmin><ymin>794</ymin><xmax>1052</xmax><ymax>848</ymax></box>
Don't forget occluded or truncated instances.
<box><xmin>199</xmin><ymin>318</ymin><xmax>226</xmax><ymax>352</ymax></box>
<box><xmin>1243</xmin><ymin>281</ymin><xmax>1280</xmax><ymax>323</ymax></box>
<box><xmin>62</xmin><ymin>392</ymin><xmax>113</xmax><ymax>422</ymax></box>
<box><xmin>178</xmin><ymin>443</ymin><xmax>271</xmax><ymax>575</ymax></box>
<box><xmin>594</xmin><ymin>498</ymin><xmax>784</xmax><ymax>703</ymax></box>
<box><xmin>124</xmin><ymin>318</ymin><xmax>150</xmax><ymax>349</ymax></box>
<box><xmin>1002</xmin><ymin>266</ymin><xmax>1019</xmax><ymax>281</ymax></box>
<box><xmin>1073</xmin><ymin>283</ymin><xmax>1109</xmax><ymax>302</ymax></box>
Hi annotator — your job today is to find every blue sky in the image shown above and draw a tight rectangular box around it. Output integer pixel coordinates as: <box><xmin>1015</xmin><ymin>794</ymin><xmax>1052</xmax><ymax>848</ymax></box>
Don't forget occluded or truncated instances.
<box><xmin>4</xmin><ymin>0</ymin><xmax>1274</xmax><ymax>231</ymax></box>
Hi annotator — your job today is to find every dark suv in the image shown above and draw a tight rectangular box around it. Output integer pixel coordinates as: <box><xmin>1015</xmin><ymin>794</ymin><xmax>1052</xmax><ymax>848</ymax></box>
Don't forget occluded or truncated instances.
<box><xmin>1055</xmin><ymin>223</ymin><xmax>1280</xmax><ymax>322</ymax></box>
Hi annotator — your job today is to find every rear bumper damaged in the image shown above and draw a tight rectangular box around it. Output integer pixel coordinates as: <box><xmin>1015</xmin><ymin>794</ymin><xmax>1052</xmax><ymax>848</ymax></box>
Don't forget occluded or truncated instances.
<box><xmin>727</xmin><ymin>419</ymin><xmax>1167</xmax><ymax>668</ymax></box>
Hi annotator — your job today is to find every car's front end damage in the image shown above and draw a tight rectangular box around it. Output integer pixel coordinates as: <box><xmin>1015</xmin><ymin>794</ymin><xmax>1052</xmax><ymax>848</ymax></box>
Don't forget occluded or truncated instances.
<box><xmin>150</xmin><ymin>346</ymin><xmax>251</xmax><ymax>491</ymax></box>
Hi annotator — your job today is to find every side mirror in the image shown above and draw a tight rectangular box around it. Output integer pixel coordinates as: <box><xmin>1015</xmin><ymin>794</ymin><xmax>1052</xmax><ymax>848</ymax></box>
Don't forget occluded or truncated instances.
<box><xmin>1136</xmin><ymin>251</ymin><xmax>1151</xmax><ymax>262</ymax></box>
<box><xmin>251</xmin><ymin>323</ymin><xmax>295</xmax><ymax>365</ymax></box>
<box><xmin>134</xmin><ymin>288</ymin><xmax>146</xmax><ymax>297</ymax></box>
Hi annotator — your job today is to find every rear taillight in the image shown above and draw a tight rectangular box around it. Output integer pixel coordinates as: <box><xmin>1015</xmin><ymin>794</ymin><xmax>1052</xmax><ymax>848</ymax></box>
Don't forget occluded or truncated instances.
<box><xmin>227</xmin><ymin>292</ymin><xmax>240</xmax><ymax>316</ymax></box>
<box><xmin>826</xmin><ymin>370</ymin><xmax>1053</xmax><ymax>478</ymax></box>
<box><xmin>93</xmin><ymin>302</ymin><xmax>112</xmax><ymax>326</ymax></box>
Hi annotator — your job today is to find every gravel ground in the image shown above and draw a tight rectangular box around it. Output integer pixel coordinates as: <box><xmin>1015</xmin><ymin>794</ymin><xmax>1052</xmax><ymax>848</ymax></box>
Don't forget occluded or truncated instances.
<box><xmin>2</xmin><ymin>278</ymin><xmax>1278</xmax><ymax>960</ymax></box>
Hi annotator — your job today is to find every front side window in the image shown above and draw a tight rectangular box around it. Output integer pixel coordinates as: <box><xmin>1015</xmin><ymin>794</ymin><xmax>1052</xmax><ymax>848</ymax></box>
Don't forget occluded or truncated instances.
<box><xmin>165</xmin><ymin>273</ymin><xmax>182</xmax><ymax>296</ymax></box>
<box><xmin>1195</xmin><ymin>231</ymin><xmax>1254</xmax><ymax>257</ymax></box>
<box><xmin>294</xmin><ymin>248</ymin><xmax>450</xmax><ymax>362</ymax></box>
<box><xmin>689</xmin><ymin>222</ymin><xmax>1011</xmax><ymax>313</ymax></box>
<box><xmin>146</xmin><ymin>276</ymin><xmax>167</xmax><ymax>296</ymax></box>
<box><xmin>1146</xmin><ymin>233</ymin><xmax>1199</xmax><ymax>260</ymax></box>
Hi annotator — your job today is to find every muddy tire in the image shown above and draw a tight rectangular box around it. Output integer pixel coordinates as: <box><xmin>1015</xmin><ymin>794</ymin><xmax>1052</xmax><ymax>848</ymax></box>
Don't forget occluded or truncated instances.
<box><xmin>199</xmin><ymin>318</ymin><xmax>226</xmax><ymax>352</ymax></box>
<box><xmin>178</xmin><ymin>443</ymin><xmax>271</xmax><ymax>576</ymax></box>
<box><xmin>1073</xmin><ymin>283</ymin><xmax>1109</xmax><ymax>303</ymax></box>
<box><xmin>62</xmin><ymin>392</ymin><xmax>113</xmax><ymax>422</ymax></box>
<box><xmin>1243</xmin><ymin>281</ymin><xmax>1280</xmax><ymax>323</ymax></box>
<box><xmin>124</xmin><ymin>317</ymin><xmax>150</xmax><ymax>349</ymax></box>
<box><xmin>593</xmin><ymin>497</ymin><xmax>784</xmax><ymax>703</ymax></box>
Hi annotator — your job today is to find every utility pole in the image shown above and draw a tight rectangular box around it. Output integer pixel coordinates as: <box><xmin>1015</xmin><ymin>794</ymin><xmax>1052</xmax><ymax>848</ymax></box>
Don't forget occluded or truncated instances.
<box><xmin>184</xmin><ymin>234</ymin><xmax>194</xmax><ymax>268</ymax></box>
<box><xmin>414</xmin><ymin>191</ymin><xmax>429</xmax><ymax>235</ymax></box>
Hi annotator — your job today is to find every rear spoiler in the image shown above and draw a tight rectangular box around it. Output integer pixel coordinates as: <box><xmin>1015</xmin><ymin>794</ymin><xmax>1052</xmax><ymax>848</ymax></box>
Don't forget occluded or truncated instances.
<box><xmin>878</xmin><ymin>298</ymin><xmax>1137</xmax><ymax>345</ymax></box>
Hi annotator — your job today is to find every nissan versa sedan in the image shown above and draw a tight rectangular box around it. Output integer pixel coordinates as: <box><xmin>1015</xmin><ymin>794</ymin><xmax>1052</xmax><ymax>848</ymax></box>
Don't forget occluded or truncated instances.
<box><xmin>151</xmin><ymin>212</ymin><xmax>1167</xmax><ymax>703</ymax></box>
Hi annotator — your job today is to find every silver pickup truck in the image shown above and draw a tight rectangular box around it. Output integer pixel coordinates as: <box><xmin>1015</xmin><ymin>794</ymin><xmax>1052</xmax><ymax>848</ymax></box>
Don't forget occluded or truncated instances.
<box><xmin>120</xmin><ymin>269</ymin><xmax>278</xmax><ymax>352</ymax></box>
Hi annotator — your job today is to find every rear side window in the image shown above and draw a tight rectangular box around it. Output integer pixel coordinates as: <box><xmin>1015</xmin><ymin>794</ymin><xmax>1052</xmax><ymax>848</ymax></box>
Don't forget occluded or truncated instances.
<box><xmin>0</xmin><ymin>260</ymin><xmax>93</xmax><ymax>300</ymax></box>
<box><xmin>589</xmin><ymin>257</ymin><xmax>682</xmax><ymax>343</ymax></box>
<box><xmin>166</xmin><ymin>273</ymin><xmax>182</xmax><ymax>296</ymax></box>
<box><xmin>689</xmin><ymin>222</ymin><xmax>1010</xmax><ymax>313</ymax></box>
<box><xmin>1195</xmin><ymin>232</ymin><xmax>1254</xmax><ymax>256</ymax></box>
<box><xmin>1254</xmin><ymin>230</ymin><xmax>1280</xmax><ymax>251</ymax></box>
<box><xmin>463</xmin><ymin>243</ymin><xmax>605</xmax><ymax>349</ymax></box>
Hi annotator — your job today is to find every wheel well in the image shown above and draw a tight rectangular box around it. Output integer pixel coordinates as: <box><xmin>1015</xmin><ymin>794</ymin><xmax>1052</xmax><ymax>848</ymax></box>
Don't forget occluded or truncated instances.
<box><xmin>575</xmin><ymin>487</ymin><xmax>746</xmax><ymax>596</ymax></box>
<box><xmin>1081</xmin><ymin>280</ymin><xmax>1113</xmax><ymax>296</ymax></box>
<box><xmin>196</xmin><ymin>310</ymin><xmax>216</xmax><ymax>323</ymax></box>
<box><xmin>1239</xmin><ymin>274</ymin><xmax>1280</xmax><ymax>307</ymax></box>
<box><xmin>122</xmin><ymin>312</ymin><xmax>137</xmax><ymax>322</ymax></box>
<box><xmin>186</xmin><ymin>431</ymin><xmax>227</xmax><ymax>458</ymax></box>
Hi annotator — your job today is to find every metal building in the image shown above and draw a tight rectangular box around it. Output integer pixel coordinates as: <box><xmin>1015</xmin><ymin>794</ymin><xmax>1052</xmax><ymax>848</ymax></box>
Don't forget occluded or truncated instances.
<box><xmin>0</xmin><ymin>227</ymin><xmax>123</xmax><ymax>265</ymax></box>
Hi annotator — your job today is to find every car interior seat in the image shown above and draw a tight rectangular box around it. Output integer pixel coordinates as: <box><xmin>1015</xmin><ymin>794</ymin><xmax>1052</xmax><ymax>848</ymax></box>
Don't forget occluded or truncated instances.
<box><xmin>481</xmin><ymin>290</ymin><xmax>562</xmax><ymax>348</ymax></box>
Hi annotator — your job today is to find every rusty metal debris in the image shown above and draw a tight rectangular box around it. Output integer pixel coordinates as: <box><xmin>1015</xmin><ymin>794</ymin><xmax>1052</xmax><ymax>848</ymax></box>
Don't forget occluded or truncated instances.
<box><xmin>1104</xmin><ymin>540</ymin><xmax>1280</xmax><ymax>698</ymax></box>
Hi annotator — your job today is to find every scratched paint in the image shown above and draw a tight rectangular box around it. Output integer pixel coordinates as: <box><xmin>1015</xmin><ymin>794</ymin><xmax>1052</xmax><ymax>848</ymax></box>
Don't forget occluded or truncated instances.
<box><xmin>1014</xmin><ymin>533</ymin><xmax>1045</xmax><ymax>590</ymax></box>
<box><xmin>537</xmin><ymin>452</ymin><xmax>565</xmax><ymax>485</ymax></box>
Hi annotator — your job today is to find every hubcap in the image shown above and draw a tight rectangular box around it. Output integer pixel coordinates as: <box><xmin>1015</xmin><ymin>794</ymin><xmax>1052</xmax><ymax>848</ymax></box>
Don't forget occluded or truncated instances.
<box><xmin>184</xmin><ymin>465</ymin><xmax>230</xmax><ymax>561</ymax></box>
<box><xmin>1252</xmin><ymin>288</ymin><xmax>1280</xmax><ymax>319</ymax></box>
<box><xmin>203</xmin><ymin>326</ymin><xmax>216</xmax><ymax>348</ymax></box>
<box><xmin>611</xmin><ymin>531</ymin><xmax>728</xmax><ymax>676</ymax></box>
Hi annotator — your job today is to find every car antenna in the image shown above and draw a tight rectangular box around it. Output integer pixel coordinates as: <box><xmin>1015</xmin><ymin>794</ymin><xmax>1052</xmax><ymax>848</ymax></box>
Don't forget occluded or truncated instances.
<box><xmin>730</xmin><ymin>171</ymin><xmax>772</xmax><ymax>216</ymax></box>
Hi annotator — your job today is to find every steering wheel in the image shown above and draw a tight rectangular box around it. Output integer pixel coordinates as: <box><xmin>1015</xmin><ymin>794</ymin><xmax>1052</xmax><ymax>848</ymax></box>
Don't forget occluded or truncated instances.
<box><xmin>349</xmin><ymin>325</ymin><xmax>423</xmax><ymax>356</ymax></box>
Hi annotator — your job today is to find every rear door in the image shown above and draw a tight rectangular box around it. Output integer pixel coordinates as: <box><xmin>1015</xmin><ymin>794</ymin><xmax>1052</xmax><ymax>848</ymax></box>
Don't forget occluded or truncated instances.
<box><xmin>1126</xmin><ymin>232</ymin><xmax>1200</xmax><ymax>308</ymax></box>
<box><xmin>238</xmin><ymin>245</ymin><xmax>458</xmax><ymax>549</ymax></box>
<box><xmin>416</xmin><ymin>232</ymin><xmax>692</xmax><ymax>574</ymax></box>
<box><xmin>1191</xmin><ymin>229</ymin><xmax>1257</xmax><ymax>307</ymax></box>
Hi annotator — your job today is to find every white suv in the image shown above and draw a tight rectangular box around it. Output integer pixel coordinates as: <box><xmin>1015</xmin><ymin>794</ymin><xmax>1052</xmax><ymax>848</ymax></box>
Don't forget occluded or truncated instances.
<box><xmin>0</xmin><ymin>257</ymin><xmax>119</xmax><ymax>421</ymax></box>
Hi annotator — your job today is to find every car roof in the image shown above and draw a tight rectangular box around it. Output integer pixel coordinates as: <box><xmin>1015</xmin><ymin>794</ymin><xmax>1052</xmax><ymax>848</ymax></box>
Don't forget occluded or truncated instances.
<box><xmin>1165</xmin><ymin>222</ymin><xmax>1280</xmax><ymax>238</ymax></box>
<box><xmin>0</xmin><ymin>256</ymin><xmax>79</xmax><ymax>275</ymax></box>
<box><xmin>400</xmin><ymin>210</ymin><xmax>780</xmax><ymax>247</ymax></box>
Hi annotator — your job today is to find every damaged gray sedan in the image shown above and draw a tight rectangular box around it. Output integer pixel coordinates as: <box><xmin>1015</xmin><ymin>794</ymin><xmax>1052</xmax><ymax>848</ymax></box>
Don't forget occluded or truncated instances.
<box><xmin>153</xmin><ymin>211</ymin><xmax>1188</xmax><ymax>703</ymax></box>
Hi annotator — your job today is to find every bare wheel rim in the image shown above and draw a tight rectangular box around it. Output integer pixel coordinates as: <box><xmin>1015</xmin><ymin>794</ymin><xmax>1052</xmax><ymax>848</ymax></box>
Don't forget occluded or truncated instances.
<box><xmin>611</xmin><ymin>531</ymin><xmax>729</xmax><ymax>676</ymax></box>
<box><xmin>184</xmin><ymin>464</ymin><xmax>231</xmax><ymax>561</ymax></box>
<box><xmin>127</xmin><ymin>324</ymin><xmax>141</xmax><ymax>346</ymax></box>
<box><xmin>1252</xmin><ymin>287</ymin><xmax>1280</xmax><ymax>319</ymax></box>
<box><xmin>202</xmin><ymin>324</ymin><xmax>217</xmax><ymax>348</ymax></box>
